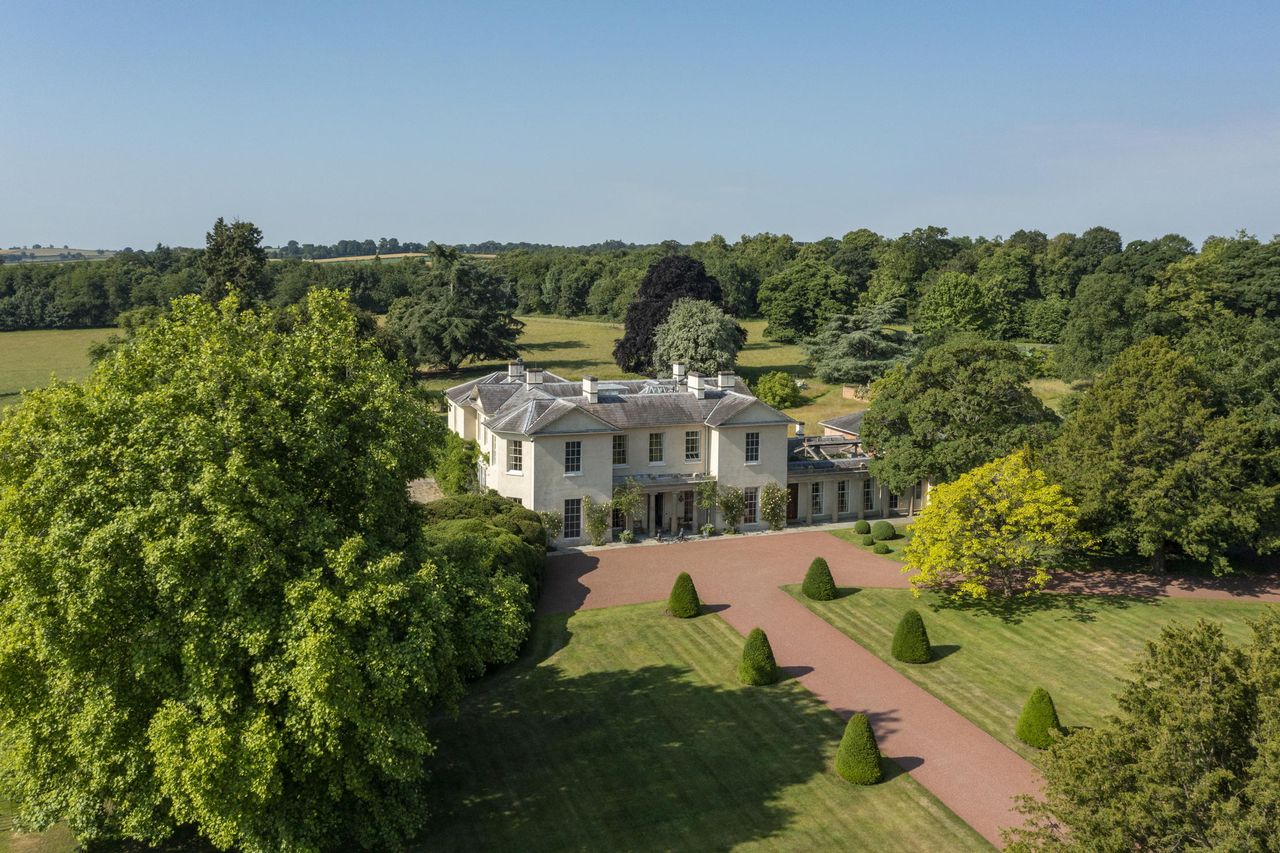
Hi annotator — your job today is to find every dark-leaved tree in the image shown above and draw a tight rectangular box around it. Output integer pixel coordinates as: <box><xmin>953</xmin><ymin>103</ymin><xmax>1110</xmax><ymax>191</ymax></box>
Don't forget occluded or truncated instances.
<box><xmin>201</xmin><ymin>216</ymin><xmax>269</xmax><ymax>304</ymax></box>
<box><xmin>386</xmin><ymin>249</ymin><xmax>523</xmax><ymax>372</ymax></box>
<box><xmin>613</xmin><ymin>255</ymin><xmax>722</xmax><ymax>374</ymax></box>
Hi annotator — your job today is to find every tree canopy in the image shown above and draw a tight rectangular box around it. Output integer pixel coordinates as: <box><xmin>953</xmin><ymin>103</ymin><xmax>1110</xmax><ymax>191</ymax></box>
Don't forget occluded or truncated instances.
<box><xmin>201</xmin><ymin>216</ymin><xmax>269</xmax><ymax>303</ymax></box>
<box><xmin>904</xmin><ymin>451</ymin><xmax>1087</xmax><ymax>598</ymax></box>
<box><xmin>1045</xmin><ymin>336</ymin><xmax>1280</xmax><ymax>573</ymax></box>
<box><xmin>1008</xmin><ymin>615</ymin><xmax>1280</xmax><ymax>851</ymax></box>
<box><xmin>801</xmin><ymin>304</ymin><xmax>916</xmax><ymax>386</ymax></box>
<box><xmin>652</xmin><ymin>298</ymin><xmax>746</xmax><ymax>375</ymax></box>
<box><xmin>386</xmin><ymin>250</ymin><xmax>523</xmax><ymax>372</ymax></box>
<box><xmin>757</xmin><ymin>258</ymin><xmax>857</xmax><ymax>342</ymax></box>
<box><xmin>0</xmin><ymin>290</ymin><xmax>532</xmax><ymax>851</ymax></box>
<box><xmin>613</xmin><ymin>255</ymin><xmax>722</xmax><ymax>374</ymax></box>
<box><xmin>861</xmin><ymin>336</ymin><xmax>1058</xmax><ymax>494</ymax></box>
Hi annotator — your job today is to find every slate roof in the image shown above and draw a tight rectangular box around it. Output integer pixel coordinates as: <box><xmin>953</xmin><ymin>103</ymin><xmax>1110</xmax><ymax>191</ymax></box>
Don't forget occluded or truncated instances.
<box><xmin>818</xmin><ymin>411</ymin><xmax>865</xmax><ymax>435</ymax></box>
<box><xmin>446</xmin><ymin>371</ymin><xmax>797</xmax><ymax>435</ymax></box>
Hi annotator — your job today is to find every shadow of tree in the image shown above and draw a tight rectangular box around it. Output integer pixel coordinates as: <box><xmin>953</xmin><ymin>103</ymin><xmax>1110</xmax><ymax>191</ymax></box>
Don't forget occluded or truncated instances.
<box><xmin>926</xmin><ymin>591</ymin><xmax>1153</xmax><ymax>626</ymax></box>
<box><xmin>415</xmin><ymin>616</ymin><xmax>839</xmax><ymax>851</ymax></box>
<box><xmin>519</xmin><ymin>339</ymin><xmax>588</xmax><ymax>352</ymax></box>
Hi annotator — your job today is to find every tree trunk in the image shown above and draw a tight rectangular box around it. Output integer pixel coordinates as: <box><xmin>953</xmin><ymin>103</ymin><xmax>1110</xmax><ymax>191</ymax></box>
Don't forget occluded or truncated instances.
<box><xmin>1150</xmin><ymin>544</ymin><xmax>1167</xmax><ymax>574</ymax></box>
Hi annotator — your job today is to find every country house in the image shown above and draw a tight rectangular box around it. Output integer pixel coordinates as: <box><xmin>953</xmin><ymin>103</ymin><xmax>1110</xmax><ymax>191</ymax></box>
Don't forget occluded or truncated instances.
<box><xmin>445</xmin><ymin>360</ymin><xmax>929</xmax><ymax>545</ymax></box>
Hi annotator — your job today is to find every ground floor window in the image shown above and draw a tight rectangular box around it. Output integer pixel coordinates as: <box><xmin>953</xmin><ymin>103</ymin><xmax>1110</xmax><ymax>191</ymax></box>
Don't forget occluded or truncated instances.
<box><xmin>564</xmin><ymin>498</ymin><xmax>582</xmax><ymax>538</ymax></box>
<box><xmin>889</xmin><ymin>492</ymin><xmax>900</xmax><ymax>511</ymax></box>
<box><xmin>837</xmin><ymin>480</ymin><xmax>848</xmax><ymax>514</ymax></box>
<box><xmin>862</xmin><ymin>478</ymin><xmax>874</xmax><ymax>511</ymax></box>
<box><xmin>612</xmin><ymin>507</ymin><xmax>625</xmax><ymax>529</ymax></box>
<box><xmin>913</xmin><ymin>482</ymin><xmax>923</xmax><ymax>501</ymax></box>
<box><xmin>743</xmin><ymin>487</ymin><xmax>759</xmax><ymax>524</ymax></box>
<box><xmin>811</xmin><ymin>481</ymin><xmax>823</xmax><ymax>515</ymax></box>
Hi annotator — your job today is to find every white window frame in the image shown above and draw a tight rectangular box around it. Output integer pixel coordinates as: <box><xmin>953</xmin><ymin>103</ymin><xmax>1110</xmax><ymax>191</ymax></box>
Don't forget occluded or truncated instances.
<box><xmin>743</xmin><ymin>486</ymin><xmax>758</xmax><ymax>524</ymax></box>
<box><xmin>563</xmin><ymin>498</ymin><xmax>582</xmax><ymax>538</ymax></box>
<box><xmin>862</xmin><ymin>478</ymin><xmax>874</xmax><ymax>511</ymax></box>
<box><xmin>811</xmin><ymin>481</ymin><xmax>823</xmax><ymax>516</ymax></box>
<box><xmin>507</xmin><ymin>439</ymin><xmax>523</xmax><ymax>473</ymax></box>
<box><xmin>684</xmin><ymin>430</ymin><xmax>700</xmax><ymax>462</ymax></box>
<box><xmin>745</xmin><ymin>431</ymin><xmax>760</xmax><ymax>463</ymax></box>
<box><xmin>613</xmin><ymin>434</ymin><xmax>627</xmax><ymax>466</ymax></box>
<box><xmin>889</xmin><ymin>492</ymin><xmax>900</xmax><ymax>510</ymax></box>
<box><xmin>837</xmin><ymin>480</ymin><xmax>848</xmax><ymax>514</ymax></box>
<box><xmin>564</xmin><ymin>440</ymin><xmax>582</xmax><ymax>474</ymax></box>
<box><xmin>649</xmin><ymin>432</ymin><xmax>664</xmax><ymax>464</ymax></box>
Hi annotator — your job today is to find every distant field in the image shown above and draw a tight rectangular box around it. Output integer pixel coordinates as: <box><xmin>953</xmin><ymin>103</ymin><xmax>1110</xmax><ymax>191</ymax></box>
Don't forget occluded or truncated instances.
<box><xmin>0</xmin><ymin>327</ymin><xmax>115</xmax><ymax>407</ymax></box>
<box><xmin>302</xmin><ymin>252</ymin><xmax>497</xmax><ymax>264</ymax></box>
<box><xmin>1</xmin><ymin>247</ymin><xmax>115</xmax><ymax>264</ymax></box>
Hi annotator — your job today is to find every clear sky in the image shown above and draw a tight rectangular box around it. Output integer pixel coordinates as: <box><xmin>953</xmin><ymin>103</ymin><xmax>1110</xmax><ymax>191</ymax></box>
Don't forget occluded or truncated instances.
<box><xmin>3</xmin><ymin>1</ymin><xmax>1279</xmax><ymax>248</ymax></box>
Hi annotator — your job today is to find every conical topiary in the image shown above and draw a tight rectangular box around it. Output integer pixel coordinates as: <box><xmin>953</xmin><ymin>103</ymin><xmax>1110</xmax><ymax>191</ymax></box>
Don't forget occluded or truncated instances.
<box><xmin>891</xmin><ymin>608</ymin><xmax>932</xmax><ymax>663</ymax></box>
<box><xmin>738</xmin><ymin>627</ymin><xmax>779</xmax><ymax>685</ymax></box>
<box><xmin>668</xmin><ymin>572</ymin><xmax>701</xmax><ymax>618</ymax></box>
<box><xmin>836</xmin><ymin>713</ymin><xmax>883</xmax><ymax>784</ymax></box>
<box><xmin>801</xmin><ymin>557</ymin><xmax>837</xmax><ymax>601</ymax></box>
<box><xmin>1015</xmin><ymin>687</ymin><xmax>1062</xmax><ymax>748</ymax></box>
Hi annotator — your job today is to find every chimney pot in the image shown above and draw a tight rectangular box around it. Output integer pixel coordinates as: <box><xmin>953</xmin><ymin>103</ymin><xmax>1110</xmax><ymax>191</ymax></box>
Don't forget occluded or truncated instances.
<box><xmin>688</xmin><ymin>371</ymin><xmax>705</xmax><ymax>400</ymax></box>
<box><xmin>507</xmin><ymin>358</ymin><xmax>525</xmax><ymax>379</ymax></box>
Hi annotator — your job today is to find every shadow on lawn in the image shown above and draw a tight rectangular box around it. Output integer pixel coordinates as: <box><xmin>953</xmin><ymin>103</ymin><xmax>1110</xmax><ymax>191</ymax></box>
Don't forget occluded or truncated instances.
<box><xmin>519</xmin><ymin>339</ymin><xmax>588</xmax><ymax>352</ymax></box>
<box><xmin>926</xmin><ymin>590</ymin><xmax>1154</xmax><ymax>626</ymax></box>
<box><xmin>417</xmin><ymin>616</ymin><xmax>840</xmax><ymax>851</ymax></box>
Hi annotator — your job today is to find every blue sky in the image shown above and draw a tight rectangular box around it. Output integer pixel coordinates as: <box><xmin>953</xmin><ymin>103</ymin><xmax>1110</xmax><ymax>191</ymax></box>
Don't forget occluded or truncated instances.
<box><xmin>3</xmin><ymin>1</ymin><xmax>1278</xmax><ymax>248</ymax></box>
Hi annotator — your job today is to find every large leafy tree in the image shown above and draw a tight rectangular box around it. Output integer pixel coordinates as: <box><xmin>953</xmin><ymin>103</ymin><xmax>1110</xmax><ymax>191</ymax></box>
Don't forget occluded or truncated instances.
<box><xmin>801</xmin><ymin>304</ymin><xmax>916</xmax><ymax>385</ymax></box>
<box><xmin>652</xmin><ymin>298</ymin><xmax>746</xmax><ymax>375</ymax></box>
<box><xmin>201</xmin><ymin>216</ymin><xmax>269</xmax><ymax>303</ymax></box>
<box><xmin>386</xmin><ymin>249</ymin><xmax>523</xmax><ymax>372</ymax></box>
<box><xmin>613</xmin><ymin>255</ymin><xmax>722</xmax><ymax>374</ymax></box>
<box><xmin>904</xmin><ymin>451</ymin><xmax>1087</xmax><ymax>598</ymax></box>
<box><xmin>1055</xmin><ymin>271</ymin><xmax>1149</xmax><ymax>379</ymax></box>
<box><xmin>1045</xmin><ymin>337</ymin><xmax>1280</xmax><ymax>573</ymax></box>
<box><xmin>0</xmin><ymin>290</ymin><xmax>531</xmax><ymax>851</ymax></box>
<box><xmin>1008</xmin><ymin>615</ymin><xmax>1280</xmax><ymax>851</ymax></box>
<box><xmin>913</xmin><ymin>271</ymin><xmax>993</xmax><ymax>341</ymax></box>
<box><xmin>758</xmin><ymin>258</ymin><xmax>857</xmax><ymax>342</ymax></box>
<box><xmin>861</xmin><ymin>336</ymin><xmax>1058</xmax><ymax>493</ymax></box>
<box><xmin>864</xmin><ymin>226</ymin><xmax>959</xmax><ymax>309</ymax></box>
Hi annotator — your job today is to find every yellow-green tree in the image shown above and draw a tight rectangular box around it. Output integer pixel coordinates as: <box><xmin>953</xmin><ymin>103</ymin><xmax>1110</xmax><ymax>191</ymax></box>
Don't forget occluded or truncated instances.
<box><xmin>903</xmin><ymin>451</ymin><xmax>1087</xmax><ymax>598</ymax></box>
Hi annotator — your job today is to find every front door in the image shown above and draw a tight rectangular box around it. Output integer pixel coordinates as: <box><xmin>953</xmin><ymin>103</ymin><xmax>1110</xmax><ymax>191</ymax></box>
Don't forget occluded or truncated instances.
<box><xmin>786</xmin><ymin>483</ymin><xmax>799</xmax><ymax>522</ymax></box>
<box><xmin>654</xmin><ymin>493</ymin><xmax>664</xmax><ymax>534</ymax></box>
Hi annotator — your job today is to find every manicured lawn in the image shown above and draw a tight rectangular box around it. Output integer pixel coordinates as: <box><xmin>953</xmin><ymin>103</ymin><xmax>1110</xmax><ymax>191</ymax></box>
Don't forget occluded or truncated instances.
<box><xmin>790</xmin><ymin>586</ymin><xmax>1276</xmax><ymax>763</ymax></box>
<box><xmin>414</xmin><ymin>603</ymin><xmax>988</xmax><ymax>851</ymax></box>
<box><xmin>0</xmin><ymin>327</ymin><xmax>116</xmax><ymax>407</ymax></box>
<box><xmin>828</xmin><ymin>522</ymin><xmax>914</xmax><ymax>562</ymax></box>
<box><xmin>0</xmin><ymin>806</ymin><xmax>74</xmax><ymax>853</ymax></box>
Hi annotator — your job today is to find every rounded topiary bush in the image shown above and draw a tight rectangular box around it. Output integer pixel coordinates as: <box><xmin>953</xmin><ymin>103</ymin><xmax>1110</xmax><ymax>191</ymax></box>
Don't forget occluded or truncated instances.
<box><xmin>872</xmin><ymin>542</ymin><xmax>891</xmax><ymax>555</ymax></box>
<box><xmin>836</xmin><ymin>713</ymin><xmax>883</xmax><ymax>784</ymax></box>
<box><xmin>738</xmin><ymin>628</ymin><xmax>779</xmax><ymax>685</ymax></box>
<box><xmin>1015</xmin><ymin>687</ymin><xmax>1062</xmax><ymax>748</ymax></box>
<box><xmin>802</xmin><ymin>557</ymin><xmax>837</xmax><ymax>601</ymax></box>
<box><xmin>891</xmin><ymin>608</ymin><xmax>932</xmax><ymax>663</ymax></box>
<box><xmin>853</xmin><ymin>520</ymin><xmax>871</xmax><ymax>535</ymax></box>
<box><xmin>870</xmin><ymin>520</ymin><xmax>896</xmax><ymax>541</ymax></box>
<box><xmin>668</xmin><ymin>572</ymin><xmax>701</xmax><ymax>618</ymax></box>
<box><xmin>859</xmin><ymin>534</ymin><xmax>875</xmax><ymax>546</ymax></box>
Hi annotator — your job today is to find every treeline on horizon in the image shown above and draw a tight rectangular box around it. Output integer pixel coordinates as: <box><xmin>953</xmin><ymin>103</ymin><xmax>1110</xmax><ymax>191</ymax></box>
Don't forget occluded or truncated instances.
<box><xmin>3</xmin><ymin>225</ymin><xmax>1279</xmax><ymax>377</ymax></box>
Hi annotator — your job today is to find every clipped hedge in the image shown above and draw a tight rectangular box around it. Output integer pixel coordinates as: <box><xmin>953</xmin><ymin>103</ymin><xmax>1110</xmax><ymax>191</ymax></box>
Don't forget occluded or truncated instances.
<box><xmin>891</xmin><ymin>609</ymin><xmax>932</xmax><ymax>663</ymax></box>
<box><xmin>860</xmin><ymin>534</ymin><xmax>875</xmax><ymax>546</ymax></box>
<box><xmin>870</xmin><ymin>520</ymin><xmax>896</xmax><ymax>541</ymax></box>
<box><xmin>802</xmin><ymin>557</ymin><xmax>837</xmax><ymax>601</ymax></box>
<box><xmin>738</xmin><ymin>628</ymin><xmax>780</xmax><ymax>685</ymax></box>
<box><xmin>668</xmin><ymin>572</ymin><xmax>701</xmax><ymax>618</ymax></box>
<box><xmin>836</xmin><ymin>713</ymin><xmax>883</xmax><ymax>785</ymax></box>
<box><xmin>872</xmin><ymin>542</ymin><xmax>891</xmax><ymax>555</ymax></box>
<box><xmin>1016</xmin><ymin>687</ymin><xmax>1062</xmax><ymax>748</ymax></box>
<box><xmin>853</xmin><ymin>520</ymin><xmax>871</xmax><ymax>535</ymax></box>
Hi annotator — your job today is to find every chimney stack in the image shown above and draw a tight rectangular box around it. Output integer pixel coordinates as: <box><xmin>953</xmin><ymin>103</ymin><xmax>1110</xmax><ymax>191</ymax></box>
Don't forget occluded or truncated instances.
<box><xmin>583</xmin><ymin>374</ymin><xmax>598</xmax><ymax>403</ymax></box>
<box><xmin>672</xmin><ymin>362</ymin><xmax>687</xmax><ymax>384</ymax></box>
<box><xmin>526</xmin><ymin>367</ymin><xmax>544</xmax><ymax>385</ymax></box>
<box><xmin>507</xmin><ymin>358</ymin><xmax>525</xmax><ymax>380</ymax></box>
<box><xmin>717</xmin><ymin>371</ymin><xmax>735</xmax><ymax>391</ymax></box>
<box><xmin>688</xmin><ymin>371</ymin><xmax>705</xmax><ymax>400</ymax></box>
